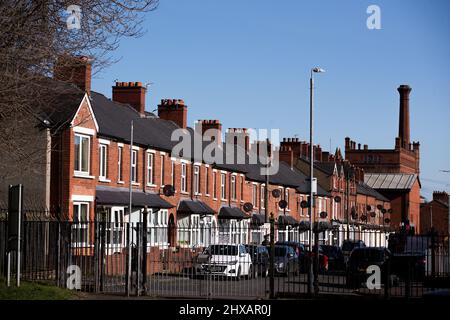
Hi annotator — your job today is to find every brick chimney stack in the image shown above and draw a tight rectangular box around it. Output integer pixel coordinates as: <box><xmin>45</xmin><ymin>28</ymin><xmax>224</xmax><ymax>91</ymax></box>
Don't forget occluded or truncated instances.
<box><xmin>112</xmin><ymin>82</ymin><xmax>147</xmax><ymax>115</ymax></box>
<box><xmin>433</xmin><ymin>191</ymin><xmax>449</xmax><ymax>205</ymax></box>
<box><xmin>157</xmin><ymin>99</ymin><xmax>188</xmax><ymax>128</ymax></box>
<box><xmin>226</xmin><ymin>128</ymin><xmax>250</xmax><ymax>153</ymax></box>
<box><xmin>196</xmin><ymin>120</ymin><xmax>222</xmax><ymax>144</ymax></box>
<box><xmin>397</xmin><ymin>85</ymin><xmax>412</xmax><ymax>149</ymax></box>
<box><xmin>54</xmin><ymin>55</ymin><xmax>92</xmax><ymax>95</ymax></box>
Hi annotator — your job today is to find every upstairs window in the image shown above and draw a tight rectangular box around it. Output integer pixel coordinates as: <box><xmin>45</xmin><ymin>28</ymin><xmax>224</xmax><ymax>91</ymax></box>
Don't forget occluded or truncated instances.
<box><xmin>160</xmin><ymin>155</ymin><xmax>165</xmax><ymax>186</ymax></box>
<box><xmin>131</xmin><ymin>150</ymin><xmax>138</xmax><ymax>183</ymax></box>
<box><xmin>74</xmin><ymin>134</ymin><xmax>90</xmax><ymax>174</ymax></box>
<box><xmin>99</xmin><ymin>144</ymin><xmax>108</xmax><ymax>179</ymax></box>
<box><xmin>118</xmin><ymin>147</ymin><xmax>123</xmax><ymax>181</ymax></box>
<box><xmin>220</xmin><ymin>173</ymin><xmax>226</xmax><ymax>199</ymax></box>
<box><xmin>181</xmin><ymin>163</ymin><xmax>187</xmax><ymax>192</ymax></box>
<box><xmin>252</xmin><ymin>184</ymin><xmax>258</xmax><ymax>207</ymax></box>
<box><xmin>147</xmin><ymin>152</ymin><xmax>154</xmax><ymax>185</ymax></box>
<box><xmin>261</xmin><ymin>185</ymin><xmax>266</xmax><ymax>209</ymax></box>
<box><xmin>205</xmin><ymin>167</ymin><xmax>210</xmax><ymax>195</ymax></box>
<box><xmin>194</xmin><ymin>165</ymin><xmax>200</xmax><ymax>195</ymax></box>
<box><xmin>231</xmin><ymin>175</ymin><xmax>237</xmax><ymax>200</ymax></box>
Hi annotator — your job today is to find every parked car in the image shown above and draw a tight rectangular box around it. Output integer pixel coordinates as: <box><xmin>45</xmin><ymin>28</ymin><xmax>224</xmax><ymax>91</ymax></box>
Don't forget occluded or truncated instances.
<box><xmin>388</xmin><ymin>234</ymin><xmax>427</xmax><ymax>281</ymax></box>
<box><xmin>346</xmin><ymin>247</ymin><xmax>392</xmax><ymax>289</ymax></box>
<box><xmin>193</xmin><ymin>244</ymin><xmax>253</xmax><ymax>279</ymax></box>
<box><xmin>342</xmin><ymin>240</ymin><xmax>366</xmax><ymax>265</ymax></box>
<box><xmin>244</xmin><ymin>244</ymin><xmax>270</xmax><ymax>277</ymax></box>
<box><xmin>306</xmin><ymin>245</ymin><xmax>329</xmax><ymax>273</ymax></box>
<box><xmin>320</xmin><ymin>245</ymin><xmax>345</xmax><ymax>271</ymax></box>
<box><xmin>276</xmin><ymin>241</ymin><xmax>307</xmax><ymax>272</ymax></box>
<box><xmin>271</xmin><ymin>245</ymin><xmax>299</xmax><ymax>276</ymax></box>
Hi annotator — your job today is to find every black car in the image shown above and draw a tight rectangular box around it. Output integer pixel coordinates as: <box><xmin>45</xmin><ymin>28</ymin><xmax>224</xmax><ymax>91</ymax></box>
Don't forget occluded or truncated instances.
<box><xmin>346</xmin><ymin>247</ymin><xmax>391</xmax><ymax>289</ymax></box>
<box><xmin>276</xmin><ymin>241</ymin><xmax>307</xmax><ymax>272</ymax></box>
<box><xmin>342</xmin><ymin>240</ymin><xmax>366</xmax><ymax>265</ymax></box>
<box><xmin>321</xmin><ymin>245</ymin><xmax>345</xmax><ymax>271</ymax></box>
<box><xmin>271</xmin><ymin>245</ymin><xmax>299</xmax><ymax>276</ymax></box>
<box><xmin>244</xmin><ymin>244</ymin><xmax>269</xmax><ymax>277</ymax></box>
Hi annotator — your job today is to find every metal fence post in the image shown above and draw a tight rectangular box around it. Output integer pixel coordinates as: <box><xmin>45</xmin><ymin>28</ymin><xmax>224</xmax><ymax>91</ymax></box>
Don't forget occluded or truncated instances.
<box><xmin>141</xmin><ymin>206</ymin><xmax>148</xmax><ymax>295</ymax></box>
<box><xmin>269</xmin><ymin>213</ymin><xmax>275</xmax><ymax>299</ymax></box>
<box><xmin>384</xmin><ymin>255</ymin><xmax>391</xmax><ymax>300</ymax></box>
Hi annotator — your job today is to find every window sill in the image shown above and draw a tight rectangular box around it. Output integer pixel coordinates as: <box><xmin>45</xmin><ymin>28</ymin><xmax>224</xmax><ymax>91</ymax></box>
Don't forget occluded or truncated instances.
<box><xmin>132</xmin><ymin>182</ymin><xmax>140</xmax><ymax>186</ymax></box>
<box><xmin>147</xmin><ymin>183</ymin><xmax>157</xmax><ymax>188</ymax></box>
<box><xmin>74</xmin><ymin>173</ymin><xmax>95</xmax><ymax>179</ymax></box>
<box><xmin>99</xmin><ymin>178</ymin><xmax>111</xmax><ymax>183</ymax></box>
<box><xmin>180</xmin><ymin>191</ymin><xmax>189</xmax><ymax>195</ymax></box>
<box><xmin>117</xmin><ymin>181</ymin><xmax>125</xmax><ymax>184</ymax></box>
<box><xmin>194</xmin><ymin>193</ymin><xmax>202</xmax><ymax>196</ymax></box>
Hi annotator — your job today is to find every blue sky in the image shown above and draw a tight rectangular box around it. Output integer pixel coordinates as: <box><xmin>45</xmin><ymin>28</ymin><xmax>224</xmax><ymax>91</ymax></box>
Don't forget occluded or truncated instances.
<box><xmin>92</xmin><ymin>0</ymin><xmax>450</xmax><ymax>199</ymax></box>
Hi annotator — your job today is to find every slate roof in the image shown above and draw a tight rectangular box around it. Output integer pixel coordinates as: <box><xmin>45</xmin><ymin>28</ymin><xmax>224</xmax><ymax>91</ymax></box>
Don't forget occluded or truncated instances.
<box><xmin>357</xmin><ymin>182</ymin><xmax>389</xmax><ymax>202</ymax></box>
<box><xmin>48</xmin><ymin>89</ymin><xmax>363</xmax><ymax>195</ymax></box>
<box><xmin>364</xmin><ymin>173</ymin><xmax>418</xmax><ymax>190</ymax></box>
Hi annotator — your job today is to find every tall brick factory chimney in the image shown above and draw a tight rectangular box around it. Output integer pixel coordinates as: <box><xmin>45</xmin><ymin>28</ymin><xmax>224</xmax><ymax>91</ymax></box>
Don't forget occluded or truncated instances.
<box><xmin>158</xmin><ymin>99</ymin><xmax>188</xmax><ymax>128</ymax></box>
<box><xmin>112</xmin><ymin>82</ymin><xmax>147</xmax><ymax>115</ymax></box>
<box><xmin>397</xmin><ymin>85</ymin><xmax>412</xmax><ymax>149</ymax></box>
<box><xmin>54</xmin><ymin>55</ymin><xmax>92</xmax><ymax>95</ymax></box>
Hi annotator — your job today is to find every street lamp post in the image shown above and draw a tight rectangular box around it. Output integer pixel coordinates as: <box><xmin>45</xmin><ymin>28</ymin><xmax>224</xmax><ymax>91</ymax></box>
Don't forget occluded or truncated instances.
<box><xmin>126</xmin><ymin>119</ymin><xmax>134</xmax><ymax>297</ymax></box>
<box><xmin>308</xmin><ymin>67</ymin><xmax>325</xmax><ymax>297</ymax></box>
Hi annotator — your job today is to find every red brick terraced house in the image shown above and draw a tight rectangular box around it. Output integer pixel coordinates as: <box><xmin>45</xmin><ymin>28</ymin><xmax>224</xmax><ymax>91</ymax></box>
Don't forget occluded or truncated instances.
<box><xmin>1</xmin><ymin>57</ymin><xmax>361</xmax><ymax>253</ymax></box>
<box><xmin>279</xmin><ymin>140</ymin><xmax>392</xmax><ymax>247</ymax></box>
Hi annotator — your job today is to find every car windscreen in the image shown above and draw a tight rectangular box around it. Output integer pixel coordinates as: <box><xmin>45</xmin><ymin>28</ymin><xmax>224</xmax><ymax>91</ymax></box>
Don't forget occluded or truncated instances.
<box><xmin>210</xmin><ymin>245</ymin><xmax>238</xmax><ymax>256</ymax></box>
<box><xmin>274</xmin><ymin>247</ymin><xmax>287</xmax><ymax>257</ymax></box>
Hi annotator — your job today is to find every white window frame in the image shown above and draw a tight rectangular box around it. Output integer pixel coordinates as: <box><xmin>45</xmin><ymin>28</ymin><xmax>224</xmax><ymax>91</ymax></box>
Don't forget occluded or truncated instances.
<box><xmin>261</xmin><ymin>184</ymin><xmax>266</xmax><ymax>209</ymax></box>
<box><xmin>194</xmin><ymin>165</ymin><xmax>200</xmax><ymax>195</ymax></box>
<box><xmin>220</xmin><ymin>173</ymin><xmax>226</xmax><ymax>200</ymax></box>
<box><xmin>205</xmin><ymin>167</ymin><xmax>210</xmax><ymax>195</ymax></box>
<box><xmin>252</xmin><ymin>183</ymin><xmax>258</xmax><ymax>207</ymax></box>
<box><xmin>105</xmin><ymin>207</ymin><xmax>124</xmax><ymax>254</ymax></box>
<box><xmin>147</xmin><ymin>152</ymin><xmax>154</xmax><ymax>186</ymax></box>
<box><xmin>160</xmin><ymin>154</ymin><xmax>165</xmax><ymax>186</ymax></box>
<box><xmin>148</xmin><ymin>209</ymin><xmax>169</xmax><ymax>248</ymax></box>
<box><xmin>131</xmin><ymin>150</ymin><xmax>138</xmax><ymax>184</ymax></box>
<box><xmin>171</xmin><ymin>160</ymin><xmax>175</xmax><ymax>188</ymax></box>
<box><xmin>181</xmin><ymin>163</ymin><xmax>187</xmax><ymax>193</ymax></box>
<box><xmin>285</xmin><ymin>188</ymin><xmax>290</xmax><ymax>211</ymax></box>
<box><xmin>213</xmin><ymin>171</ymin><xmax>217</xmax><ymax>199</ymax></box>
<box><xmin>231</xmin><ymin>175</ymin><xmax>236</xmax><ymax>201</ymax></box>
<box><xmin>74</xmin><ymin>134</ymin><xmax>90</xmax><ymax>176</ymax></box>
<box><xmin>99</xmin><ymin>144</ymin><xmax>108</xmax><ymax>181</ymax></box>
<box><xmin>72</xmin><ymin>202</ymin><xmax>90</xmax><ymax>247</ymax></box>
<box><xmin>118</xmin><ymin>146</ymin><xmax>124</xmax><ymax>183</ymax></box>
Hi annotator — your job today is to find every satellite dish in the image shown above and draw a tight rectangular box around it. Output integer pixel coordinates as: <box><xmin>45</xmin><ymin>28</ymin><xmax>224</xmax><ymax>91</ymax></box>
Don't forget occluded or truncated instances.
<box><xmin>384</xmin><ymin>218</ymin><xmax>391</xmax><ymax>224</ymax></box>
<box><xmin>334</xmin><ymin>196</ymin><xmax>341</xmax><ymax>203</ymax></box>
<box><xmin>243</xmin><ymin>202</ymin><xmax>253</xmax><ymax>212</ymax></box>
<box><xmin>272</xmin><ymin>189</ymin><xmax>281</xmax><ymax>198</ymax></box>
<box><xmin>376</xmin><ymin>204</ymin><xmax>383</xmax><ymax>210</ymax></box>
<box><xmin>319</xmin><ymin>211</ymin><xmax>327</xmax><ymax>219</ymax></box>
<box><xmin>278</xmin><ymin>200</ymin><xmax>288</xmax><ymax>209</ymax></box>
<box><xmin>388</xmin><ymin>208</ymin><xmax>393</xmax><ymax>214</ymax></box>
<box><xmin>366</xmin><ymin>205</ymin><xmax>372</xmax><ymax>211</ymax></box>
<box><xmin>381</xmin><ymin>208</ymin><xmax>387</xmax><ymax>214</ymax></box>
<box><xmin>370</xmin><ymin>212</ymin><xmax>376</xmax><ymax>218</ymax></box>
<box><xmin>300</xmin><ymin>200</ymin><xmax>308</xmax><ymax>209</ymax></box>
<box><xmin>163</xmin><ymin>185</ymin><xmax>175</xmax><ymax>197</ymax></box>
